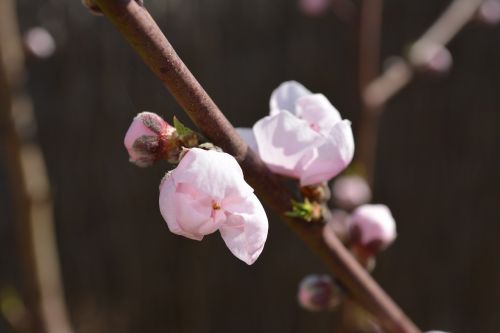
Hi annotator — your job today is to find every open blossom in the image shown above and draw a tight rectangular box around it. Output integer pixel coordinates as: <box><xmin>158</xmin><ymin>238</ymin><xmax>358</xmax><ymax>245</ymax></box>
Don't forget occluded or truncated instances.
<box><xmin>124</xmin><ymin>112</ymin><xmax>176</xmax><ymax>167</ymax></box>
<box><xmin>297</xmin><ymin>274</ymin><xmax>342</xmax><ymax>311</ymax></box>
<box><xmin>238</xmin><ymin>81</ymin><xmax>354</xmax><ymax>186</ymax></box>
<box><xmin>159</xmin><ymin>148</ymin><xmax>268</xmax><ymax>265</ymax></box>
<box><xmin>332</xmin><ymin>175</ymin><xmax>372</xmax><ymax>210</ymax></box>
<box><xmin>348</xmin><ymin>204</ymin><xmax>396</xmax><ymax>253</ymax></box>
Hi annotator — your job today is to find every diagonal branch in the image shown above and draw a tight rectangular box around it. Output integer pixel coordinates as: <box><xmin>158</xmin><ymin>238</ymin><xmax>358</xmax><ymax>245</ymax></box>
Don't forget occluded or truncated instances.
<box><xmin>92</xmin><ymin>1</ymin><xmax>421</xmax><ymax>332</ymax></box>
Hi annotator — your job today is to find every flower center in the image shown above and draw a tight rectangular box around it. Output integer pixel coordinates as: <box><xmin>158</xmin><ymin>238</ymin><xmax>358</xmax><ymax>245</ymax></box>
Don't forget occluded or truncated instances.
<box><xmin>212</xmin><ymin>201</ymin><xmax>221</xmax><ymax>210</ymax></box>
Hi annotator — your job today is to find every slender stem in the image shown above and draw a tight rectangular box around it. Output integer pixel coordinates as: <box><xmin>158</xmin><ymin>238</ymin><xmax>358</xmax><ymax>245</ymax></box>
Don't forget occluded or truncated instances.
<box><xmin>364</xmin><ymin>0</ymin><xmax>483</xmax><ymax>110</ymax></box>
<box><xmin>92</xmin><ymin>1</ymin><xmax>421</xmax><ymax>332</ymax></box>
<box><xmin>355</xmin><ymin>0</ymin><xmax>384</xmax><ymax>186</ymax></box>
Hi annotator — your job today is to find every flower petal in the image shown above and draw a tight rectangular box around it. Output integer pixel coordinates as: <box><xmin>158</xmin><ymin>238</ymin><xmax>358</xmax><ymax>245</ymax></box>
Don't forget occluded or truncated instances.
<box><xmin>295</xmin><ymin>94</ymin><xmax>342</xmax><ymax>132</ymax></box>
<box><xmin>173</xmin><ymin>148</ymin><xmax>254</xmax><ymax>201</ymax></box>
<box><xmin>236</xmin><ymin>127</ymin><xmax>258</xmax><ymax>152</ymax></box>
<box><xmin>159</xmin><ymin>174</ymin><xmax>204</xmax><ymax>240</ymax></box>
<box><xmin>219</xmin><ymin>193</ymin><xmax>268</xmax><ymax>265</ymax></box>
<box><xmin>270</xmin><ymin>81</ymin><xmax>312</xmax><ymax>115</ymax></box>
<box><xmin>253</xmin><ymin>110</ymin><xmax>322</xmax><ymax>178</ymax></box>
<box><xmin>299</xmin><ymin>120</ymin><xmax>354</xmax><ymax>186</ymax></box>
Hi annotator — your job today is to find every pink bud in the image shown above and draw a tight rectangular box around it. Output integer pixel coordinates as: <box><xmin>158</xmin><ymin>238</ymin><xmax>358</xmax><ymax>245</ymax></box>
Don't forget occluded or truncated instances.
<box><xmin>348</xmin><ymin>204</ymin><xmax>396</xmax><ymax>254</ymax></box>
<box><xmin>245</xmin><ymin>81</ymin><xmax>354</xmax><ymax>186</ymax></box>
<box><xmin>159</xmin><ymin>148</ymin><xmax>268</xmax><ymax>265</ymax></box>
<box><xmin>297</xmin><ymin>274</ymin><xmax>342</xmax><ymax>311</ymax></box>
<box><xmin>299</xmin><ymin>0</ymin><xmax>331</xmax><ymax>16</ymax></box>
<box><xmin>410</xmin><ymin>42</ymin><xmax>453</xmax><ymax>75</ymax></box>
<box><xmin>124</xmin><ymin>112</ymin><xmax>175</xmax><ymax>167</ymax></box>
<box><xmin>477</xmin><ymin>0</ymin><xmax>500</xmax><ymax>25</ymax></box>
<box><xmin>332</xmin><ymin>175</ymin><xmax>372</xmax><ymax>210</ymax></box>
<box><xmin>23</xmin><ymin>27</ymin><xmax>56</xmax><ymax>59</ymax></box>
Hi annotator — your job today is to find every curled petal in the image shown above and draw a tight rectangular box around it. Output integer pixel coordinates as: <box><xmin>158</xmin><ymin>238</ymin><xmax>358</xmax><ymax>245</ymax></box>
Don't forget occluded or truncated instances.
<box><xmin>173</xmin><ymin>148</ymin><xmax>254</xmax><ymax>201</ymax></box>
<box><xmin>253</xmin><ymin>110</ymin><xmax>322</xmax><ymax>178</ymax></box>
<box><xmin>295</xmin><ymin>94</ymin><xmax>342</xmax><ymax>132</ymax></box>
<box><xmin>236</xmin><ymin>127</ymin><xmax>259</xmax><ymax>152</ymax></box>
<box><xmin>299</xmin><ymin>120</ymin><xmax>354</xmax><ymax>186</ymax></box>
<box><xmin>270</xmin><ymin>81</ymin><xmax>312</xmax><ymax>115</ymax></box>
<box><xmin>159</xmin><ymin>174</ymin><xmax>204</xmax><ymax>240</ymax></box>
<box><xmin>219</xmin><ymin>193</ymin><xmax>268</xmax><ymax>265</ymax></box>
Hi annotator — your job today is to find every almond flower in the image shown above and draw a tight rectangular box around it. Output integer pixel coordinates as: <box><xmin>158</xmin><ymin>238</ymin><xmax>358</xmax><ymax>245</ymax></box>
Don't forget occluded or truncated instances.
<box><xmin>238</xmin><ymin>81</ymin><xmax>354</xmax><ymax>186</ymax></box>
<box><xmin>159</xmin><ymin>148</ymin><xmax>268</xmax><ymax>265</ymax></box>
<box><xmin>124</xmin><ymin>112</ymin><xmax>176</xmax><ymax>167</ymax></box>
<box><xmin>348</xmin><ymin>204</ymin><xmax>396</xmax><ymax>254</ymax></box>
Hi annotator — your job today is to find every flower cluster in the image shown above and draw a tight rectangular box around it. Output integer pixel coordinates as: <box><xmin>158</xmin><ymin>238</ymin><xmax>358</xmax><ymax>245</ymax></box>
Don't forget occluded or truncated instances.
<box><xmin>124</xmin><ymin>113</ymin><xmax>268</xmax><ymax>265</ymax></box>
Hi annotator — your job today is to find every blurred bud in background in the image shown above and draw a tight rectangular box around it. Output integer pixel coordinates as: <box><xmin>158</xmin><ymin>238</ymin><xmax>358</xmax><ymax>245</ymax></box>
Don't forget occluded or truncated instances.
<box><xmin>297</xmin><ymin>274</ymin><xmax>343</xmax><ymax>311</ymax></box>
<box><xmin>23</xmin><ymin>27</ymin><xmax>56</xmax><ymax>59</ymax></box>
<box><xmin>81</xmin><ymin>0</ymin><xmax>103</xmax><ymax>15</ymax></box>
<box><xmin>476</xmin><ymin>0</ymin><xmax>500</xmax><ymax>25</ymax></box>
<box><xmin>348</xmin><ymin>204</ymin><xmax>396</xmax><ymax>258</ymax></box>
<box><xmin>410</xmin><ymin>41</ymin><xmax>453</xmax><ymax>76</ymax></box>
<box><xmin>298</xmin><ymin>0</ymin><xmax>330</xmax><ymax>16</ymax></box>
<box><xmin>331</xmin><ymin>175</ymin><xmax>372</xmax><ymax>211</ymax></box>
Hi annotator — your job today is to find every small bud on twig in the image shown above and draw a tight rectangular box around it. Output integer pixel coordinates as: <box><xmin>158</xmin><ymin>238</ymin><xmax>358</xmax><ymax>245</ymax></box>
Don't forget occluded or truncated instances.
<box><xmin>297</xmin><ymin>274</ymin><xmax>343</xmax><ymax>311</ymax></box>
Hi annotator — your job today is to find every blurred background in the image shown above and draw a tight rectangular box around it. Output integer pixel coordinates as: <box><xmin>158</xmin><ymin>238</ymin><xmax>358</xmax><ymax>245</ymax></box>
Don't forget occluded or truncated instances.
<box><xmin>1</xmin><ymin>0</ymin><xmax>500</xmax><ymax>332</ymax></box>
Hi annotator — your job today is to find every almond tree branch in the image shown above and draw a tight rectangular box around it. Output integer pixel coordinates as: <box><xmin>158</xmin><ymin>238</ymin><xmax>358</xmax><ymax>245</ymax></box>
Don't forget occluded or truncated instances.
<box><xmin>363</xmin><ymin>0</ymin><xmax>483</xmax><ymax>110</ymax></box>
<box><xmin>92</xmin><ymin>1</ymin><xmax>421</xmax><ymax>332</ymax></box>
<box><xmin>357</xmin><ymin>0</ymin><xmax>482</xmax><ymax>186</ymax></box>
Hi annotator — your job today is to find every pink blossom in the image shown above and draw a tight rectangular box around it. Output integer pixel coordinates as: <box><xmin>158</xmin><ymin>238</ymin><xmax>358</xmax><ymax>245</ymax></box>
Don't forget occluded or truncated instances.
<box><xmin>238</xmin><ymin>81</ymin><xmax>354</xmax><ymax>186</ymax></box>
<box><xmin>348</xmin><ymin>204</ymin><xmax>396</xmax><ymax>252</ymax></box>
<box><xmin>159</xmin><ymin>148</ymin><xmax>268</xmax><ymax>265</ymax></box>
<box><xmin>299</xmin><ymin>0</ymin><xmax>331</xmax><ymax>16</ymax></box>
<box><xmin>124</xmin><ymin>112</ymin><xmax>175</xmax><ymax>167</ymax></box>
<box><xmin>332</xmin><ymin>175</ymin><xmax>372</xmax><ymax>210</ymax></box>
<box><xmin>297</xmin><ymin>274</ymin><xmax>342</xmax><ymax>311</ymax></box>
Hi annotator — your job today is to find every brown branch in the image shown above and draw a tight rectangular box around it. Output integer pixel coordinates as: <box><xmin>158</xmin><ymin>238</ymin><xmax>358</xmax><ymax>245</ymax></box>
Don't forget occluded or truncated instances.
<box><xmin>355</xmin><ymin>0</ymin><xmax>384</xmax><ymax>186</ymax></box>
<box><xmin>92</xmin><ymin>1</ymin><xmax>421</xmax><ymax>332</ymax></box>
<box><xmin>0</xmin><ymin>1</ymin><xmax>74</xmax><ymax>332</ymax></box>
<box><xmin>364</xmin><ymin>0</ymin><xmax>483</xmax><ymax>110</ymax></box>
<box><xmin>356</xmin><ymin>0</ymin><xmax>482</xmax><ymax>186</ymax></box>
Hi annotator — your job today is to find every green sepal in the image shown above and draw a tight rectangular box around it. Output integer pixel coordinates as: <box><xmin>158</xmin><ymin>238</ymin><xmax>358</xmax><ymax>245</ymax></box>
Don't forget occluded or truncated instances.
<box><xmin>173</xmin><ymin>116</ymin><xmax>194</xmax><ymax>138</ymax></box>
<box><xmin>285</xmin><ymin>198</ymin><xmax>315</xmax><ymax>222</ymax></box>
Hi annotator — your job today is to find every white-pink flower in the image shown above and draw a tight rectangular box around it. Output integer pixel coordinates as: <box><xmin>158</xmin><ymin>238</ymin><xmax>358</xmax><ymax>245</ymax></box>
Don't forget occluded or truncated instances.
<box><xmin>159</xmin><ymin>148</ymin><xmax>268</xmax><ymax>265</ymax></box>
<box><xmin>238</xmin><ymin>81</ymin><xmax>354</xmax><ymax>186</ymax></box>
<box><xmin>348</xmin><ymin>204</ymin><xmax>396</xmax><ymax>252</ymax></box>
<box><xmin>124</xmin><ymin>112</ymin><xmax>175</xmax><ymax>167</ymax></box>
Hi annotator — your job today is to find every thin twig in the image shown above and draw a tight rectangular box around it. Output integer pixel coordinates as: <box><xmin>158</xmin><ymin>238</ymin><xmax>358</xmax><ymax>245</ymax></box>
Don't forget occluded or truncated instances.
<box><xmin>354</xmin><ymin>0</ymin><xmax>384</xmax><ymax>186</ymax></box>
<box><xmin>92</xmin><ymin>1</ymin><xmax>421</xmax><ymax>332</ymax></box>
<box><xmin>356</xmin><ymin>0</ymin><xmax>482</xmax><ymax>186</ymax></box>
<box><xmin>363</xmin><ymin>0</ymin><xmax>483</xmax><ymax>110</ymax></box>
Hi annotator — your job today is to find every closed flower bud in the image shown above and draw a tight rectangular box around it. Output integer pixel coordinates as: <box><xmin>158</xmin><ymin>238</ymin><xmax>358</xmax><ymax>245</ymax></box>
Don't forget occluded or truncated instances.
<box><xmin>159</xmin><ymin>148</ymin><xmax>268</xmax><ymax>265</ymax></box>
<box><xmin>410</xmin><ymin>42</ymin><xmax>453</xmax><ymax>76</ymax></box>
<box><xmin>81</xmin><ymin>0</ymin><xmax>103</xmax><ymax>15</ymax></box>
<box><xmin>348</xmin><ymin>204</ymin><xmax>396</xmax><ymax>255</ymax></box>
<box><xmin>297</xmin><ymin>274</ymin><xmax>342</xmax><ymax>311</ymax></box>
<box><xmin>476</xmin><ymin>0</ymin><xmax>500</xmax><ymax>25</ymax></box>
<box><xmin>332</xmin><ymin>175</ymin><xmax>372</xmax><ymax>210</ymax></box>
<box><xmin>124</xmin><ymin>112</ymin><xmax>177</xmax><ymax>167</ymax></box>
<box><xmin>23</xmin><ymin>27</ymin><xmax>56</xmax><ymax>59</ymax></box>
